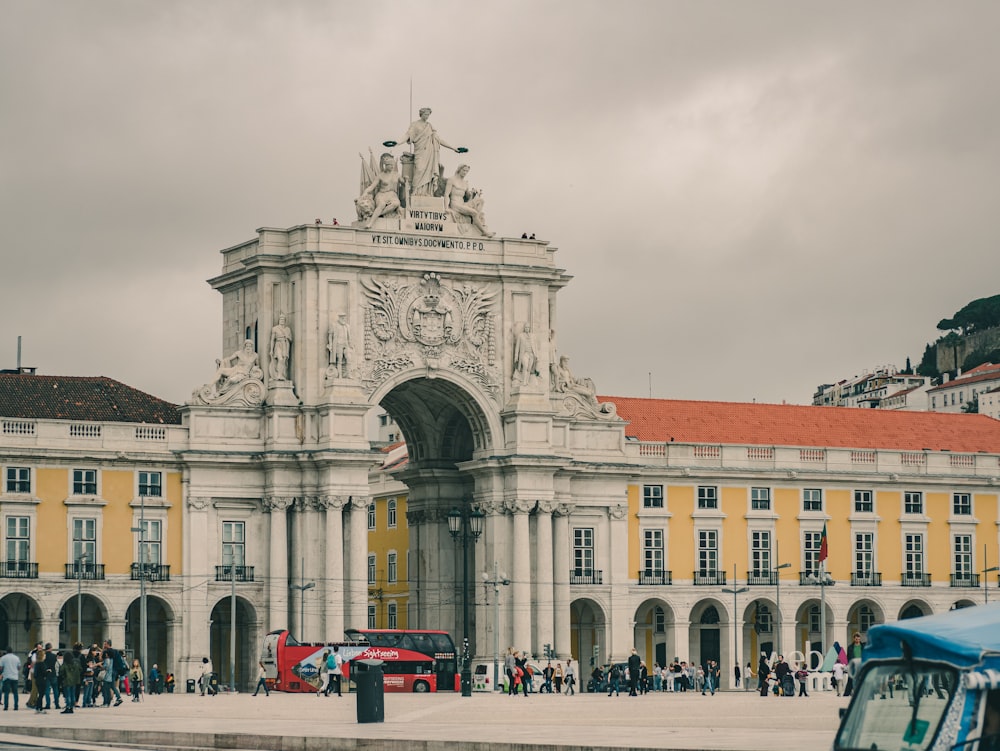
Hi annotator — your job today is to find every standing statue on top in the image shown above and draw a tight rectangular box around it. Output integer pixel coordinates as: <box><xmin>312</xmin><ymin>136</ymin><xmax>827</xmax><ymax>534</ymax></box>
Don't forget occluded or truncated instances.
<box><xmin>396</xmin><ymin>107</ymin><xmax>462</xmax><ymax>197</ymax></box>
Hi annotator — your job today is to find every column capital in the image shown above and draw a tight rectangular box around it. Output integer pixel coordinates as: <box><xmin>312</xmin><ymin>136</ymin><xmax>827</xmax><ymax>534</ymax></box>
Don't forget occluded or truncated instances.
<box><xmin>554</xmin><ymin>503</ymin><xmax>575</xmax><ymax>517</ymax></box>
<box><xmin>317</xmin><ymin>494</ymin><xmax>348</xmax><ymax>510</ymax></box>
<box><xmin>477</xmin><ymin>499</ymin><xmax>505</xmax><ymax>516</ymax></box>
<box><xmin>263</xmin><ymin>496</ymin><xmax>294</xmax><ymax>512</ymax></box>
<box><xmin>505</xmin><ymin>499</ymin><xmax>536</xmax><ymax>515</ymax></box>
<box><xmin>536</xmin><ymin>500</ymin><xmax>557</xmax><ymax>515</ymax></box>
<box><xmin>350</xmin><ymin>495</ymin><xmax>370</xmax><ymax>511</ymax></box>
<box><xmin>607</xmin><ymin>503</ymin><xmax>628</xmax><ymax>521</ymax></box>
<box><xmin>187</xmin><ymin>496</ymin><xmax>210</xmax><ymax>511</ymax></box>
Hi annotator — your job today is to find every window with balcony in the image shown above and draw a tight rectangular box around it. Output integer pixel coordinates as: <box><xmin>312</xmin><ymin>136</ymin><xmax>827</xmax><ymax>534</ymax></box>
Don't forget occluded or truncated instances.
<box><xmin>643</xmin><ymin>529</ymin><xmax>663</xmax><ymax>574</ymax></box>
<box><xmin>953</xmin><ymin>534</ymin><xmax>974</xmax><ymax>585</ymax></box>
<box><xmin>750</xmin><ymin>487</ymin><xmax>771</xmax><ymax>511</ymax></box>
<box><xmin>698</xmin><ymin>529</ymin><xmax>718</xmax><ymax>576</ymax></box>
<box><xmin>73</xmin><ymin>469</ymin><xmax>97</xmax><ymax>496</ymax></box>
<box><xmin>573</xmin><ymin>528</ymin><xmax>594</xmax><ymax>576</ymax></box>
<box><xmin>5</xmin><ymin>467</ymin><xmax>30</xmax><ymax>494</ymax></box>
<box><xmin>222</xmin><ymin>521</ymin><xmax>245</xmax><ymax>566</ymax></box>
<box><xmin>139</xmin><ymin>519</ymin><xmax>161</xmax><ymax>566</ymax></box>
<box><xmin>387</xmin><ymin>499</ymin><xmax>397</xmax><ymax>528</ymax></box>
<box><xmin>367</xmin><ymin>503</ymin><xmax>376</xmax><ymax>530</ymax></box>
<box><xmin>643</xmin><ymin>485</ymin><xmax>663</xmax><ymax>509</ymax></box>
<box><xmin>904</xmin><ymin>491</ymin><xmax>923</xmax><ymax>515</ymax></box>
<box><xmin>803</xmin><ymin>488</ymin><xmax>823</xmax><ymax>512</ymax></box>
<box><xmin>854</xmin><ymin>490</ymin><xmax>873</xmax><ymax>513</ymax></box>
<box><xmin>952</xmin><ymin>493</ymin><xmax>972</xmax><ymax>516</ymax></box>
<box><xmin>72</xmin><ymin>517</ymin><xmax>97</xmax><ymax>563</ymax></box>
<box><xmin>6</xmin><ymin>515</ymin><xmax>29</xmax><ymax>562</ymax></box>
<box><xmin>750</xmin><ymin>530</ymin><xmax>771</xmax><ymax>577</ymax></box>
<box><xmin>387</xmin><ymin>552</ymin><xmax>397</xmax><ymax>583</ymax></box>
<box><xmin>903</xmin><ymin>533</ymin><xmax>927</xmax><ymax>585</ymax></box>
<box><xmin>697</xmin><ymin>486</ymin><xmax>718</xmax><ymax>510</ymax></box>
<box><xmin>803</xmin><ymin>531</ymin><xmax>822</xmax><ymax>575</ymax></box>
<box><xmin>138</xmin><ymin>471</ymin><xmax>162</xmax><ymax>498</ymax></box>
<box><xmin>854</xmin><ymin>532</ymin><xmax>875</xmax><ymax>581</ymax></box>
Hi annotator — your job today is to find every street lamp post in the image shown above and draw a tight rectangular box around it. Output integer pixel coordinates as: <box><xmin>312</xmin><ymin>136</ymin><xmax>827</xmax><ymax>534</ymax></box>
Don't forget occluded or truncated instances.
<box><xmin>482</xmin><ymin>561</ymin><xmax>510</xmax><ymax>692</ymax></box>
<box><xmin>773</xmin><ymin>542</ymin><xmax>792</xmax><ymax>657</ymax></box>
<box><xmin>130</xmin><ymin>494</ymin><xmax>148</xmax><ymax>684</ymax></box>
<box><xmin>804</xmin><ymin>564</ymin><xmax>834</xmax><ymax>665</ymax></box>
<box><xmin>983</xmin><ymin>544</ymin><xmax>999</xmax><ymax>605</ymax></box>
<box><xmin>290</xmin><ymin>557</ymin><xmax>316</xmax><ymax>642</ymax></box>
<box><xmin>721</xmin><ymin>564</ymin><xmax>748</xmax><ymax>690</ymax></box>
<box><xmin>447</xmin><ymin>505</ymin><xmax>484</xmax><ymax>697</ymax></box>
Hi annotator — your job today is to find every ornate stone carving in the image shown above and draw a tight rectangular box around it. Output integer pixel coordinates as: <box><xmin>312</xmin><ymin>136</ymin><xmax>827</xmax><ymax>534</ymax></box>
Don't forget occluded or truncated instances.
<box><xmin>190</xmin><ymin>340</ymin><xmax>265</xmax><ymax>407</ymax></box>
<box><xmin>395</xmin><ymin>107</ymin><xmax>461</xmax><ymax>199</ymax></box>
<box><xmin>476</xmin><ymin>499</ymin><xmax>505</xmax><ymax>516</ymax></box>
<box><xmin>549</xmin><ymin>349</ymin><xmax>618</xmax><ymax>421</ymax></box>
<box><xmin>505</xmin><ymin>499</ymin><xmax>537</xmax><ymax>515</ymax></box>
<box><xmin>317</xmin><ymin>494</ymin><xmax>348</xmax><ymax>511</ymax></box>
<box><xmin>269</xmin><ymin>315</ymin><xmax>293</xmax><ymax>381</ymax></box>
<box><xmin>350</xmin><ymin>496</ymin><xmax>370</xmax><ymax>511</ymax></box>
<box><xmin>608</xmin><ymin>503</ymin><xmax>628</xmax><ymax>521</ymax></box>
<box><xmin>361</xmin><ymin>273</ymin><xmax>500</xmax><ymax>400</ymax></box>
<box><xmin>357</xmin><ymin>152</ymin><xmax>403</xmax><ymax>227</ymax></box>
<box><xmin>187</xmin><ymin>496</ymin><xmax>210</xmax><ymax>511</ymax></box>
<box><xmin>445</xmin><ymin>165</ymin><xmax>493</xmax><ymax>238</ymax></box>
<box><xmin>326</xmin><ymin>313</ymin><xmax>353</xmax><ymax>381</ymax></box>
<box><xmin>536</xmin><ymin>500</ymin><xmax>557</xmax><ymax>515</ymax></box>
<box><xmin>263</xmin><ymin>496</ymin><xmax>294</xmax><ymax>513</ymax></box>
<box><xmin>554</xmin><ymin>503</ymin><xmax>575</xmax><ymax>517</ymax></box>
<box><xmin>512</xmin><ymin>323</ymin><xmax>539</xmax><ymax>386</ymax></box>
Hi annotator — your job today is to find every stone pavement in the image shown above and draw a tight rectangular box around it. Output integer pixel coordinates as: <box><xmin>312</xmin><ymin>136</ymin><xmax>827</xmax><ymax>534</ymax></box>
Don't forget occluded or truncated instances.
<box><xmin>0</xmin><ymin>688</ymin><xmax>845</xmax><ymax>751</ymax></box>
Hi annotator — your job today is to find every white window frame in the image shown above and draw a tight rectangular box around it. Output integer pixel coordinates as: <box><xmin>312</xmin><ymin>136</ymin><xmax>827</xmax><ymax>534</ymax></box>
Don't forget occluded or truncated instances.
<box><xmin>750</xmin><ymin>487</ymin><xmax>771</xmax><ymax>511</ymax></box>
<box><xmin>904</xmin><ymin>533</ymin><xmax>924</xmax><ymax>579</ymax></box>
<box><xmin>367</xmin><ymin>503</ymin><xmax>376</xmax><ymax>530</ymax></box>
<box><xmin>5</xmin><ymin>515</ymin><xmax>31</xmax><ymax>562</ymax></box>
<box><xmin>387</xmin><ymin>551</ymin><xmax>397</xmax><ymax>583</ymax></box>
<box><xmin>387</xmin><ymin>499</ymin><xmax>397</xmax><ymax>528</ymax></box>
<box><xmin>72</xmin><ymin>469</ymin><xmax>98</xmax><ymax>496</ymax></box>
<box><xmin>222</xmin><ymin>521</ymin><xmax>245</xmax><ymax>566</ymax></box>
<box><xmin>573</xmin><ymin>528</ymin><xmax>594</xmax><ymax>575</ymax></box>
<box><xmin>904</xmin><ymin>491</ymin><xmax>923</xmax><ymax>515</ymax></box>
<box><xmin>750</xmin><ymin>530</ymin><xmax>771</xmax><ymax>576</ymax></box>
<box><xmin>367</xmin><ymin>553</ymin><xmax>376</xmax><ymax>585</ymax></box>
<box><xmin>387</xmin><ymin>602</ymin><xmax>398</xmax><ymax>629</ymax></box>
<box><xmin>72</xmin><ymin>517</ymin><xmax>98</xmax><ymax>563</ymax></box>
<box><xmin>854</xmin><ymin>490</ymin><xmax>874</xmax><ymax>514</ymax></box>
<box><xmin>952</xmin><ymin>493</ymin><xmax>972</xmax><ymax>516</ymax></box>
<box><xmin>642</xmin><ymin>529</ymin><xmax>664</xmax><ymax>573</ymax></box>
<box><xmin>854</xmin><ymin>532</ymin><xmax>875</xmax><ymax>576</ymax></box>
<box><xmin>697</xmin><ymin>486</ymin><xmax>718</xmax><ymax>510</ymax></box>
<box><xmin>698</xmin><ymin>529</ymin><xmax>718</xmax><ymax>575</ymax></box>
<box><xmin>642</xmin><ymin>485</ymin><xmax>664</xmax><ymax>509</ymax></box>
<box><xmin>953</xmin><ymin>534</ymin><xmax>973</xmax><ymax>579</ymax></box>
<box><xmin>5</xmin><ymin>467</ymin><xmax>31</xmax><ymax>494</ymax></box>
<box><xmin>802</xmin><ymin>488</ymin><xmax>823</xmax><ymax>512</ymax></box>
<box><xmin>138</xmin><ymin>471</ymin><xmax>163</xmax><ymax>498</ymax></box>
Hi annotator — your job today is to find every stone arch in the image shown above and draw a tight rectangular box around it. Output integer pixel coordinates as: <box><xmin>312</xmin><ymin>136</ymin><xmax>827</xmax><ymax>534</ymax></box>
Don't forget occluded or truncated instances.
<box><xmin>123</xmin><ymin>595</ymin><xmax>178</xmax><ymax>678</ymax></box>
<box><xmin>794</xmin><ymin>598</ymin><xmax>835</xmax><ymax>665</ymax></box>
<box><xmin>570</xmin><ymin>597</ymin><xmax>608</xmax><ymax>666</ymax></box>
<box><xmin>898</xmin><ymin>600</ymin><xmax>932</xmax><ymax>620</ymax></box>
<box><xmin>56</xmin><ymin>591</ymin><xmax>112</xmax><ymax>650</ymax></box>
<box><xmin>951</xmin><ymin>599</ymin><xmax>978</xmax><ymax>611</ymax></box>
<box><xmin>0</xmin><ymin>593</ymin><xmax>45</xmax><ymax>654</ymax></box>
<box><xmin>846</xmin><ymin>598</ymin><xmax>886</xmax><ymax>642</ymax></box>
<box><xmin>633</xmin><ymin>598</ymin><xmax>675</xmax><ymax>669</ymax></box>
<box><xmin>209</xmin><ymin>595</ymin><xmax>260</xmax><ymax>692</ymax></box>
<box><xmin>689</xmin><ymin>598</ymin><xmax>725</xmax><ymax>669</ymax></box>
<box><xmin>743</xmin><ymin>596</ymin><xmax>777</xmax><ymax>660</ymax></box>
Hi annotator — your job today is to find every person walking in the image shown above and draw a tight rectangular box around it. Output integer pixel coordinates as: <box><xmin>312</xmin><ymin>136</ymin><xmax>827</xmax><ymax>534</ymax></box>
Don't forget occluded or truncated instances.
<box><xmin>1</xmin><ymin>647</ymin><xmax>21</xmax><ymax>711</ymax></box>
<box><xmin>607</xmin><ymin>662</ymin><xmax>621</xmax><ymax>696</ymax></box>
<box><xmin>328</xmin><ymin>646</ymin><xmax>343</xmax><ymax>697</ymax></box>
<box><xmin>199</xmin><ymin>657</ymin><xmax>215</xmax><ymax>696</ymax></box>
<box><xmin>59</xmin><ymin>651</ymin><xmax>81</xmax><ymax>713</ymax></box>
<box><xmin>316</xmin><ymin>650</ymin><xmax>330</xmax><ymax>697</ymax></box>
<box><xmin>627</xmin><ymin>649</ymin><xmax>641</xmax><ymax>696</ymax></box>
<box><xmin>129</xmin><ymin>658</ymin><xmax>143</xmax><ymax>702</ymax></box>
<box><xmin>252</xmin><ymin>661</ymin><xmax>269</xmax><ymax>696</ymax></box>
<box><xmin>564</xmin><ymin>659</ymin><xmax>576</xmax><ymax>696</ymax></box>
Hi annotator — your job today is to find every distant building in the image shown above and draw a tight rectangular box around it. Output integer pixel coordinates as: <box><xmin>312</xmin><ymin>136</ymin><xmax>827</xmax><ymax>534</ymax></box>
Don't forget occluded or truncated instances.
<box><xmin>979</xmin><ymin>386</ymin><xmax>1000</xmax><ymax>420</ymax></box>
<box><xmin>813</xmin><ymin>366</ymin><xmax>930</xmax><ymax>410</ymax></box>
<box><xmin>927</xmin><ymin>363</ymin><xmax>1000</xmax><ymax>413</ymax></box>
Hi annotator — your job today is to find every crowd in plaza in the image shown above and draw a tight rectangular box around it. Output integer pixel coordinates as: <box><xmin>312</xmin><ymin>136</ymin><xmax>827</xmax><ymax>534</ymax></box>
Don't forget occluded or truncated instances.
<box><xmin>0</xmin><ymin>640</ymin><xmax>177</xmax><ymax>713</ymax></box>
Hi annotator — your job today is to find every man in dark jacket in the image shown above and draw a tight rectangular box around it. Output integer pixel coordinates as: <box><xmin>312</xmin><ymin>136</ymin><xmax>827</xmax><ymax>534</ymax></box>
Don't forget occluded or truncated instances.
<box><xmin>627</xmin><ymin>649</ymin><xmax>641</xmax><ymax>696</ymax></box>
<box><xmin>59</xmin><ymin>650</ymin><xmax>81</xmax><ymax>713</ymax></box>
<box><xmin>42</xmin><ymin>644</ymin><xmax>59</xmax><ymax>710</ymax></box>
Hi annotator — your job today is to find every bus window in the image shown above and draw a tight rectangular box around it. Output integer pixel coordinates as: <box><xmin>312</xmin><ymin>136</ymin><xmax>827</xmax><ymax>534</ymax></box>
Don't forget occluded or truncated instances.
<box><xmin>410</xmin><ymin>633</ymin><xmax>435</xmax><ymax>655</ymax></box>
<box><xmin>430</xmin><ymin>633</ymin><xmax>455</xmax><ymax>654</ymax></box>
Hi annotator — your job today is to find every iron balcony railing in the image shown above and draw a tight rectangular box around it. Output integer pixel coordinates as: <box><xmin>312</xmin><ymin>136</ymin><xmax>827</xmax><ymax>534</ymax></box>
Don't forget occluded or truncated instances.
<box><xmin>65</xmin><ymin>562</ymin><xmax>105</xmax><ymax>580</ymax></box>
<box><xmin>215</xmin><ymin>564</ymin><xmax>255</xmax><ymax>582</ymax></box>
<box><xmin>130</xmin><ymin>563</ymin><xmax>171</xmax><ymax>582</ymax></box>
<box><xmin>1</xmin><ymin>560</ymin><xmax>38</xmax><ymax>579</ymax></box>
<box><xmin>900</xmin><ymin>573</ymin><xmax>931</xmax><ymax>587</ymax></box>
<box><xmin>693</xmin><ymin>570</ymin><xmax>727</xmax><ymax>586</ymax></box>
<box><xmin>638</xmin><ymin>570</ymin><xmax>673</xmax><ymax>585</ymax></box>
<box><xmin>747</xmin><ymin>571</ymin><xmax>778</xmax><ymax>586</ymax></box>
<box><xmin>799</xmin><ymin>571</ymin><xmax>835</xmax><ymax>586</ymax></box>
<box><xmin>950</xmin><ymin>573</ymin><xmax>980</xmax><ymax>588</ymax></box>
<box><xmin>570</xmin><ymin>569</ymin><xmax>603</xmax><ymax>585</ymax></box>
<box><xmin>851</xmin><ymin>571</ymin><xmax>882</xmax><ymax>587</ymax></box>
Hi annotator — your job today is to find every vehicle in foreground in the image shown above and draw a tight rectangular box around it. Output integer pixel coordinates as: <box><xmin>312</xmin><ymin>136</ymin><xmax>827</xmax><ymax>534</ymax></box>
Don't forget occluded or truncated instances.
<box><xmin>833</xmin><ymin>602</ymin><xmax>1000</xmax><ymax>751</ymax></box>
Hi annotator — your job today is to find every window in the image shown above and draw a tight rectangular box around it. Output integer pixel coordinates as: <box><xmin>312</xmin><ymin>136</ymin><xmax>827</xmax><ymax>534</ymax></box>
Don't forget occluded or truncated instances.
<box><xmin>367</xmin><ymin>503</ymin><xmax>376</xmax><ymax>530</ymax></box>
<box><xmin>72</xmin><ymin>518</ymin><xmax>97</xmax><ymax>562</ymax></box>
<box><xmin>904</xmin><ymin>533</ymin><xmax>923</xmax><ymax>579</ymax></box>
<box><xmin>808</xmin><ymin>605</ymin><xmax>820</xmax><ymax>633</ymax></box>
<box><xmin>387</xmin><ymin>602</ymin><xmax>398</xmax><ymax>629</ymax></box>
<box><xmin>931</xmin><ymin>396</ymin><xmax>937</xmax><ymax>409</ymax></box>
<box><xmin>803</xmin><ymin>488</ymin><xmax>823</xmax><ymax>512</ymax></box>
<box><xmin>642</xmin><ymin>529</ymin><xmax>663</xmax><ymax>573</ymax></box>
<box><xmin>953</xmin><ymin>535</ymin><xmax>972</xmax><ymax>579</ymax></box>
<box><xmin>387</xmin><ymin>499</ymin><xmax>397</xmax><ymax>528</ymax></box>
<box><xmin>751</xmin><ymin>531</ymin><xmax>771</xmax><ymax>576</ymax></box>
<box><xmin>854</xmin><ymin>490</ymin><xmax>873</xmax><ymax>513</ymax></box>
<box><xmin>367</xmin><ymin>605</ymin><xmax>376</xmax><ymax>629</ymax></box>
<box><xmin>6</xmin><ymin>516</ymin><xmax>30</xmax><ymax>562</ymax></box>
<box><xmin>804</xmin><ymin>531</ymin><xmax>822</xmax><ymax>574</ymax></box>
<box><xmin>904</xmin><ymin>491</ymin><xmax>923</xmax><ymax>515</ymax></box>
<box><xmin>697</xmin><ymin>486</ymin><xmax>717</xmax><ymax>510</ymax></box>
<box><xmin>750</xmin><ymin>487</ymin><xmax>770</xmax><ymax>511</ymax></box>
<box><xmin>642</xmin><ymin>485</ymin><xmax>663</xmax><ymax>509</ymax></box>
<box><xmin>73</xmin><ymin>469</ymin><xmax>97</xmax><ymax>495</ymax></box>
<box><xmin>952</xmin><ymin>493</ymin><xmax>972</xmax><ymax>516</ymax></box>
<box><xmin>222</xmin><ymin>521</ymin><xmax>245</xmax><ymax>566</ymax></box>
<box><xmin>368</xmin><ymin>553</ymin><xmax>376</xmax><ymax>585</ymax></box>
<box><xmin>754</xmin><ymin>603</ymin><xmax>772</xmax><ymax>633</ymax></box>
<box><xmin>138</xmin><ymin>471</ymin><xmax>162</xmax><ymax>498</ymax></box>
<box><xmin>654</xmin><ymin>606</ymin><xmax>665</xmax><ymax>634</ymax></box>
<box><xmin>5</xmin><ymin>467</ymin><xmax>30</xmax><ymax>494</ymax></box>
<box><xmin>854</xmin><ymin>533</ymin><xmax>874</xmax><ymax>575</ymax></box>
<box><xmin>697</xmin><ymin>530</ymin><xmax>718</xmax><ymax>575</ymax></box>
<box><xmin>139</xmin><ymin>519</ymin><xmax>161</xmax><ymax>566</ymax></box>
<box><xmin>573</xmin><ymin>528</ymin><xmax>594</xmax><ymax>575</ymax></box>
<box><xmin>858</xmin><ymin>605</ymin><xmax>876</xmax><ymax>632</ymax></box>
<box><xmin>387</xmin><ymin>552</ymin><xmax>397</xmax><ymax>583</ymax></box>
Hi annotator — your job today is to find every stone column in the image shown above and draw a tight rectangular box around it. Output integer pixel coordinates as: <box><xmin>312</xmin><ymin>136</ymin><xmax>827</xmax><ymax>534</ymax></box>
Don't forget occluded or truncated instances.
<box><xmin>322</xmin><ymin>495</ymin><xmax>347</xmax><ymax>641</ymax></box>
<box><xmin>534</xmin><ymin>501</ymin><xmax>555</xmax><ymax>657</ymax></box>
<box><xmin>477</xmin><ymin>499</ymin><xmax>508</xmax><ymax>659</ymax></box>
<box><xmin>607</xmin><ymin>503</ymin><xmax>631</xmax><ymax>660</ymax></box>
<box><xmin>507</xmin><ymin>499</ymin><xmax>534</xmax><ymax>653</ymax></box>
<box><xmin>349</xmin><ymin>496</ymin><xmax>369</xmax><ymax>629</ymax></box>
<box><xmin>553</xmin><ymin>504</ymin><xmax>572</xmax><ymax>659</ymax></box>
<box><xmin>265</xmin><ymin>496</ymin><xmax>292</xmax><ymax>633</ymax></box>
<box><xmin>672</xmin><ymin>618</ymin><xmax>691</xmax><ymax>666</ymax></box>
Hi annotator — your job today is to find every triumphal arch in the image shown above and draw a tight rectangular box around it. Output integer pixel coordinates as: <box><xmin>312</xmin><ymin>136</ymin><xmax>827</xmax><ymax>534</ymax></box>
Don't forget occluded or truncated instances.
<box><xmin>180</xmin><ymin>111</ymin><xmax>629</xmax><ymax>673</ymax></box>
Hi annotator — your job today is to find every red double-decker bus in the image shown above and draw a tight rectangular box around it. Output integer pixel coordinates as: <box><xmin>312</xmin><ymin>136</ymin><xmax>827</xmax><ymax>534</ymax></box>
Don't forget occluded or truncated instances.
<box><xmin>344</xmin><ymin>629</ymin><xmax>460</xmax><ymax>692</ymax></box>
<box><xmin>260</xmin><ymin>629</ymin><xmax>446</xmax><ymax>693</ymax></box>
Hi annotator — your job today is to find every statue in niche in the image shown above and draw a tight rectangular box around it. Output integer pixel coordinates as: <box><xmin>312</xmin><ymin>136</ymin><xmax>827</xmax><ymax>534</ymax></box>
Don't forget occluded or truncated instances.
<box><xmin>327</xmin><ymin>313</ymin><xmax>353</xmax><ymax>379</ymax></box>
<box><xmin>445</xmin><ymin>165</ymin><xmax>494</xmax><ymax>238</ymax></box>
<box><xmin>268</xmin><ymin>314</ymin><xmax>293</xmax><ymax>381</ymax></box>
<box><xmin>394</xmin><ymin>107</ymin><xmax>462</xmax><ymax>198</ymax></box>
<box><xmin>356</xmin><ymin>152</ymin><xmax>403</xmax><ymax>227</ymax></box>
<box><xmin>513</xmin><ymin>323</ymin><xmax>539</xmax><ymax>385</ymax></box>
<box><xmin>190</xmin><ymin>339</ymin><xmax>265</xmax><ymax>406</ymax></box>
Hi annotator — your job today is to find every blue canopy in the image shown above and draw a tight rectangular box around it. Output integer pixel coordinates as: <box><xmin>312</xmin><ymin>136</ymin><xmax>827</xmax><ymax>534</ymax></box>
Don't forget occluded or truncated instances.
<box><xmin>863</xmin><ymin>602</ymin><xmax>1000</xmax><ymax>671</ymax></box>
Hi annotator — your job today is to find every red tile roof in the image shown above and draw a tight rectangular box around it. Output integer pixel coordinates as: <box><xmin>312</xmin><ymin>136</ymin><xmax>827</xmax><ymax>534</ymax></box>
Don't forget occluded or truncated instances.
<box><xmin>927</xmin><ymin>369</ymin><xmax>1000</xmax><ymax>393</ymax></box>
<box><xmin>603</xmin><ymin>396</ymin><xmax>1000</xmax><ymax>453</ymax></box>
<box><xmin>0</xmin><ymin>374</ymin><xmax>181</xmax><ymax>424</ymax></box>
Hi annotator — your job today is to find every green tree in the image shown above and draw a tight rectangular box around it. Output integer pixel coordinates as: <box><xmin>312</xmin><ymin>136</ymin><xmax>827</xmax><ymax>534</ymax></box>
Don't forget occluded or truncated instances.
<box><xmin>916</xmin><ymin>343</ymin><xmax>939</xmax><ymax>378</ymax></box>
<box><xmin>937</xmin><ymin>294</ymin><xmax>1000</xmax><ymax>335</ymax></box>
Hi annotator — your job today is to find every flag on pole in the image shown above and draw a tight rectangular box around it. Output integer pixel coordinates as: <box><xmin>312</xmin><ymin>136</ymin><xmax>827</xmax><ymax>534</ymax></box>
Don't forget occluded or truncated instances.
<box><xmin>818</xmin><ymin>522</ymin><xmax>829</xmax><ymax>563</ymax></box>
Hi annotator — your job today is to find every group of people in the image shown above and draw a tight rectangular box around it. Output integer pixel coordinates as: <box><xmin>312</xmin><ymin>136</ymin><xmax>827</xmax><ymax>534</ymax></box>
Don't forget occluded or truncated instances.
<box><xmin>309</xmin><ymin>646</ymin><xmax>344</xmax><ymax>697</ymax></box>
<box><xmin>0</xmin><ymin>639</ymin><xmax>166</xmax><ymax>713</ymax></box>
<box><xmin>503</xmin><ymin>648</ymin><xmax>576</xmax><ymax>696</ymax></box>
<box><xmin>592</xmin><ymin>654</ymin><xmax>723</xmax><ymax>696</ymax></box>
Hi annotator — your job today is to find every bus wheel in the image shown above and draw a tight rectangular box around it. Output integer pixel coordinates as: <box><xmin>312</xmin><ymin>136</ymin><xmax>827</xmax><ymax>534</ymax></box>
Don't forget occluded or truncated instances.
<box><xmin>413</xmin><ymin>681</ymin><xmax>430</xmax><ymax>693</ymax></box>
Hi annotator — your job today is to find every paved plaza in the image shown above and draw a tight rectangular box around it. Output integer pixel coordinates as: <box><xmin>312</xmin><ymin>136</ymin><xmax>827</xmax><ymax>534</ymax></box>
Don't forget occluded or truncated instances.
<box><xmin>0</xmin><ymin>687</ymin><xmax>844</xmax><ymax>751</ymax></box>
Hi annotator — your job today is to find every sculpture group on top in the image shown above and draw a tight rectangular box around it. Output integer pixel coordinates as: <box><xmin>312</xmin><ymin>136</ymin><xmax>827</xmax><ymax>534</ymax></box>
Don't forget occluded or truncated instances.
<box><xmin>191</xmin><ymin>339</ymin><xmax>265</xmax><ymax>407</ymax></box>
<box><xmin>354</xmin><ymin>108</ymin><xmax>493</xmax><ymax>238</ymax></box>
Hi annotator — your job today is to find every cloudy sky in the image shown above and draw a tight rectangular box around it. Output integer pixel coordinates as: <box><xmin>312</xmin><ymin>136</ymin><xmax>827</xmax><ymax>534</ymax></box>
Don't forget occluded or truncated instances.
<box><xmin>2</xmin><ymin>1</ymin><xmax>998</xmax><ymax>407</ymax></box>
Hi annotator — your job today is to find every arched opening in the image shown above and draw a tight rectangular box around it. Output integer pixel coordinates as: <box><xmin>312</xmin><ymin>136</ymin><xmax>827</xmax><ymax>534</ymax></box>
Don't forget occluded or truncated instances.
<box><xmin>633</xmin><ymin>599</ymin><xmax>674</xmax><ymax>670</ymax></box>
<box><xmin>0</xmin><ymin>593</ymin><xmax>41</xmax><ymax>655</ymax></box>
<box><xmin>124</xmin><ymin>595</ymin><xmax>175</xmax><ymax>676</ymax></box>
<box><xmin>57</xmin><ymin>593</ymin><xmax>108</xmax><ymax>650</ymax></box>
<box><xmin>795</xmin><ymin>598</ymin><xmax>834</xmax><ymax>666</ymax></box>
<box><xmin>899</xmin><ymin>600</ymin><xmax>931</xmax><ymax>620</ymax></box>
<box><xmin>847</xmin><ymin>599</ymin><xmax>884</xmax><ymax>643</ymax></box>
<box><xmin>209</xmin><ymin>596</ymin><xmax>258</xmax><ymax>692</ymax></box>
<box><xmin>570</xmin><ymin>597</ymin><xmax>607</xmax><ymax>678</ymax></box>
<box><xmin>690</xmin><ymin>600</ymin><xmax>723</xmax><ymax>670</ymax></box>
<box><xmin>744</xmin><ymin>597</ymin><xmax>776</xmax><ymax>659</ymax></box>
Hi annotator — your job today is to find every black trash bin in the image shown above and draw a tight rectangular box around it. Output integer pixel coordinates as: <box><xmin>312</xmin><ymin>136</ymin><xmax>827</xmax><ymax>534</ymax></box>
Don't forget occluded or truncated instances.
<box><xmin>353</xmin><ymin>659</ymin><xmax>384</xmax><ymax>724</ymax></box>
<box><xmin>209</xmin><ymin>673</ymin><xmax>219</xmax><ymax>695</ymax></box>
<box><xmin>186</xmin><ymin>678</ymin><xmax>196</xmax><ymax>693</ymax></box>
